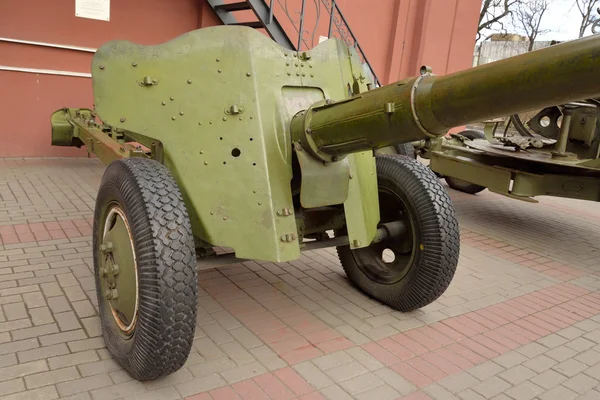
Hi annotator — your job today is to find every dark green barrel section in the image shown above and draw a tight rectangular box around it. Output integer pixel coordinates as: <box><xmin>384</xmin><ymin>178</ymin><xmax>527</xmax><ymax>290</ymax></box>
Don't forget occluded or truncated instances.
<box><xmin>294</xmin><ymin>34</ymin><xmax>600</xmax><ymax>161</ymax></box>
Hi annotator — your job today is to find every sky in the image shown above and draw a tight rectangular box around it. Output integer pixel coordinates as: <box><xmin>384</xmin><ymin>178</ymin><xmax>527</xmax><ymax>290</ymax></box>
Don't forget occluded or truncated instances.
<box><xmin>483</xmin><ymin>0</ymin><xmax>598</xmax><ymax>42</ymax></box>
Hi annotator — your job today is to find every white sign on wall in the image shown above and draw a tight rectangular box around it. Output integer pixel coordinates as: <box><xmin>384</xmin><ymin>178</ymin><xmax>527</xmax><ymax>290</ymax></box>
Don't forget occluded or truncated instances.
<box><xmin>75</xmin><ymin>0</ymin><xmax>110</xmax><ymax>21</ymax></box>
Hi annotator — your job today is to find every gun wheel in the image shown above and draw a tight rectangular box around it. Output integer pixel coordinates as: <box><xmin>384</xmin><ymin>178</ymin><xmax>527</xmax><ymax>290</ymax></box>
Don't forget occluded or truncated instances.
<box><xmin>337</xmin><ymin>155</ymin><xmax>459</xmax><ymax>312</ymax></box>
<box><xmin>94</xmin><ymin>158</ymin><xmax>198</xmax><ymax>380</ymax></box>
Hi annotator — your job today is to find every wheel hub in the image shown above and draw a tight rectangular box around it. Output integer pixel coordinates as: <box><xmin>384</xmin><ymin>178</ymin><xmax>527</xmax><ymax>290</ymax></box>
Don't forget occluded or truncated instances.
<box><xmin>100</xmin><ymin>206</ymin><xmax>139</xmax><ymax>336</ymax></box>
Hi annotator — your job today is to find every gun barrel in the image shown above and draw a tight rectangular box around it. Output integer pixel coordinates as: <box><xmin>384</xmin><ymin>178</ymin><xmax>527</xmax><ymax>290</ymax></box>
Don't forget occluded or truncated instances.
<box><xmin>293</xmin><ymin>34</ymin><xmax>600</xmax><ymax>161</ymax></box>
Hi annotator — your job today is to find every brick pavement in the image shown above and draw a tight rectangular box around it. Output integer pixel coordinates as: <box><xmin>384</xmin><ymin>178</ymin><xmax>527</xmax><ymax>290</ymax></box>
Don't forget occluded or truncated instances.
<box><xmin>0</xmin><ymin>157</ymin><xmax>599</xmax><ymax>400</ymax></box>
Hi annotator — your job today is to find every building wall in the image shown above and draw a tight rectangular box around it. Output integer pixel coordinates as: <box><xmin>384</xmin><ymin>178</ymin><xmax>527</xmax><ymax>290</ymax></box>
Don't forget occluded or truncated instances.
<box><xmin>0</xmin><ymin>0</ymin><xmax>480</xmax><ymax>158</ymax></box>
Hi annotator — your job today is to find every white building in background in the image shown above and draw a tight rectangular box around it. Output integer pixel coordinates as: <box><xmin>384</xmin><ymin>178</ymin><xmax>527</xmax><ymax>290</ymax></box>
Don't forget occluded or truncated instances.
<box><xmin>473</xmin><ymin>33</ymin><xmax>557</xmax><ymax>66</ymax></box>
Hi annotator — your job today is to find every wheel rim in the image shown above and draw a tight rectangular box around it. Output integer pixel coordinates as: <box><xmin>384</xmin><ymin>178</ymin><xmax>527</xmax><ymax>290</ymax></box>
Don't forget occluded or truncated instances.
<box><xmin>351</xmin><ymin>185</ymin><xmax>418</xmax><ymax>285</ymax></box>
<box><xmin>100</xmin><ymin>205</ymin><xmax>139</xmax><ymax>337</ymax></box>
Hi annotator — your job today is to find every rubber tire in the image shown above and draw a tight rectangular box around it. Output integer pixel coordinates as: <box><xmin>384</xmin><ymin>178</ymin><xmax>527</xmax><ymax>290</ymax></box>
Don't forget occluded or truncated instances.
<box><xmin>337</xmin><ymin>155</ymin><xmax>460</xmax><ymax>312</ymax></box>
<box><xmin>93</xmin><ymin>158</ymin><xmax>198</xmax><ymax>381</ymax></box>
<box><xmin>444</xmin><ymin>129</ymin><xmax>487</xmax><ymax>194</ymax></box>
<box><xmin>393</xmin><ymin>143</ymin><xmax>417</xmax><ymax>159</ymax></box>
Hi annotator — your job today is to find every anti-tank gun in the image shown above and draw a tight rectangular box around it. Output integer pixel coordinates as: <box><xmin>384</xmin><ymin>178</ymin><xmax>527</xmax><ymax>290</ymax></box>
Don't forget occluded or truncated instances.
<box><xmin>51</xmin><ymin>26</ymin><xmax>600</xmax><ymax>380</ymax></box>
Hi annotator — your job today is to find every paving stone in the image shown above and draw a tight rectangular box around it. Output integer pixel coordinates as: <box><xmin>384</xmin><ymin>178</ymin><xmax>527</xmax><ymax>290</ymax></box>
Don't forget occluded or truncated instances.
<box><xmin>29</xmin><ymin>306</ymin><xmax>54</xmax><ymax>325</ymax></box>
<box><xmin>0</xmin><ymin>379</ymin><xmax>25</xmax><ymax>398</ymax></box>
<box><xmin>175</xmin><ymin>373</ymin><xmax>226</xmax><ymax>397</ymax></box>
<box><xmin>439</xmin><ymin>371</ymin><xmax>480</xmax><ymax>393</ymax></box>
<box><xmin>504</xmin><ymin>381</ymin><xmax>544</xmax><ymax>400</ymax></box>
<box><xmin>498</xmin><ymin>365</ymin><xmax>536</xmax><ymax>385</ymax></box>
<box><xmin>468</xmin><ymin>361</ymin><xmax>505</xmax><ymax>381</ymax></box>
<box><xmin>354</xmin><ymin>383</ymin><xmax>399</xmax><ymax>400</ymax></box>
<box><xmin>89</xmin><ymin>379</ymin><xmax>146</xmax><ymax>400</ymax></box>
<box><xmin>220</xmin><ymin>361</ymin><xmax>267</xmax><ymax>383</ymax></box>
<box><xmin>11</xmin><ymin>323</ymin><xmax>59</xmax><ymax>340</ymax></box>
<box><xmin>545</xmin><ymin>345</ymin><xmax>578</xmax><ymax>362</ymax></box>
<box><xmin>472</xmin><ymin>376</ymin><xmax>512</xmax><ymax>398</ymax></box>
<box><xmin>293</xmin><ymin>361</ymin><xmax>334</xmax><ymax>390</ymax></box>
<box><xmin>49</xmin><ymin>350</ymin><xmax>99</xmax><ymax>369</ymax></box>
<box><xmin>493</xmin><ymin>351</ymin><xmax>528</xmax><ymax>369</ymax></box>
<box><xmin>423</xmin><ymin>383</ymin><xmax>460</xmax><ymax>400</ymax></box>
<box><xmin>0</xmin><ymin>386</ymin><xmax>59</xmax><ymax>400</ymax></box>
<box><xmin>18</xmin><ymin>343</ymin><xmax>70</xmax><ymax>363</ymax></box>
<box><xmin>338</xmin><ymin>371</ymin><xmax>384</xmax><ymax>395</ymax></box>
<box><xmin>538</xmin><ymin>385</ymin><xmax>579</xmax><ymax>400</ymax></box>
<box><xmin>320</xmin><ymin>384</ymin><xmax>354</xmax><ymax>400</ymax></box>
<box><xmin>562</xmin><ymin>373</ymin><xmax>599</xmax><ymax>394</ymax></box>
<box><xmin>25</xmin><ymin>366</ymin><xmax>80</xmax><ymax>389</ymax></box>
<box><xmin>530</xmin><ymin>369</ymin><xmax>568</xmax><ymax>390</ymax></box>
<box><xmin>0</xmin><ymin>361</ymin><xmax>49</xmax><ymax>383</ymax></box>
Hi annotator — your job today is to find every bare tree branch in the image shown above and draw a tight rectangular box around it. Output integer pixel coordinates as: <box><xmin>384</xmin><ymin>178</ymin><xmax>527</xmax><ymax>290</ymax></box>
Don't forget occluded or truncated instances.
<box><xmin>512</xmin><ymin>0</ymin><xmax>553</xmax><ymax>51</ymax></box>
<box><xmin>574</xmin><ymin>0</ymin><xmax>600</xmax><ymax>37</ymax></box>
<box><xmin>478</xmin><ymin>0</ymin><xmax>521</xmax><ymax>41</ymax></box>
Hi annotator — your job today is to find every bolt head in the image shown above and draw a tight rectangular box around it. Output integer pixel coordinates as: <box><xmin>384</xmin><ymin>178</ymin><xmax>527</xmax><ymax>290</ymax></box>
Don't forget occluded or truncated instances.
<box><xmin>179</xmin><ymin>111</ymin><xmax>184</xmax><ymax>116</ymax></box>
<box><xmin>120</xmin><ymin>117</ymin><xmax>126</xmax><ymax>123</ymax></box>
<box><xmin>99</xmin><ymin>65</ymin><xmax>105</xmax><ymax>70</ymax></box>
<box><xmin>187</xmin><ymin>79</ymin><xmax>192</xmax><ymax>84</ymax></box>
<box><xmin>246</xmin><ymin>72</ymin><xmax>251</xmax><ymax>77</ymax></box>
<box><xmin>112</xmin><ymin>264</ymin><xmax>120</xmax><ymax>275</ymax></box>
<box><xmin>132</xmin><ymin>62</ymin><xmax>137</xmax><ymax>67</ymax></box>
<box><xmin>111</xmin><ymin>289</ymin><xmax>119</xmax><ymax>299</ymax></box>
<box><xmin>161</xmin><ymin>101</ymin><xmax>166</xmax><ymax>106</ymax></box>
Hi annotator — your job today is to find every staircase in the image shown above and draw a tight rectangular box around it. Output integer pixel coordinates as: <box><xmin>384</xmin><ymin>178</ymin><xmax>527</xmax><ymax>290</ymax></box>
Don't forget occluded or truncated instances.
<box><xmin>206</xmin><ymin>0</ymin><xmax>381</xmax><ymax>86</ymax></box>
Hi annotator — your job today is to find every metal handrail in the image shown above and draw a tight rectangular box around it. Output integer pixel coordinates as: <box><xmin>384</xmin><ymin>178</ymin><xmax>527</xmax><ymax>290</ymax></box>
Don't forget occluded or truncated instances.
<box><xmin>271</xmin><ymin>0</ymin><xmax>381</xmax><ymax>87</ymax></box>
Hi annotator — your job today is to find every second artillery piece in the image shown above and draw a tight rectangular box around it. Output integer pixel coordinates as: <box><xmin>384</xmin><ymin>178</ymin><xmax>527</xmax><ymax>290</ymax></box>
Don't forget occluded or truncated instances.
<box><xmin>51</xmin><ymin>26</ymin><xmax>600</xmax><ymax>380</ymax></box>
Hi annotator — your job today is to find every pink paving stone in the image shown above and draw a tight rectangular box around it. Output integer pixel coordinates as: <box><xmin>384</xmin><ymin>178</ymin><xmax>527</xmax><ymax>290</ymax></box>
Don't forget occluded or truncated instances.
<box><xmin>420</xmin><ymin>352</ymin><xmax>462</xmax><ymax>375</ymax></box>
<box><xmin>519</xmin><ymin>293</ymin><xmax>554</xmax><ymax>309</ymax></box>
<box><xmin>525</xmin><ymin>314</ymin><xmax>564</xmax><ymax>332</ymax></box>
<box><xmin>58</xmin><ymin>220</ymin><xmax>76</xmax><ymax>229</ymax></box>
<box><xmin>291</xmin><ymin>320</ymin><xmax>330</xmax><ymax>336</ymax></box>
<box><xmin>484</xmin><ymin>305</ymin><xmax>520</xmax><ymax>323</ymax></box>
<box><xmin>209</xmin><ymin>386</ymin><xmax>241</xmax><ymax>400</ymax></box>
<box><xmin>17</xmin><ymin>232</ymin><xmax>35</xmax><ymax>243</ymax></box>
<box><xmin>269</xmin><ymin>335</ymin><xmax>311</xmax><ymax>354</ymax></box>
<box><xmin>404</xmin><ymin>329</ymin><xmax>443</xmax><ymax>351</ymax></box>
<box><xmin>73</xmin><ymin>219</ymin><xmax>90</xmax><ymax>228</ymax></box>
<box><xmin>298</xmin><ymin>393</ymin><xmax>326</xmax><ymax>400</ymax></box>
<box><xmin>13</xmin><ymin>224</ymin><xmax>31</xmax><ymax>234</ymax></box>
<box><xmin>391</xmin><ymin>362</ymin><xmax>434</xmax><ymax>388</ymax></box>
<box><xmin>259</xmin><ymin>328</ymin><xmax>299</xmax><ymax>344</ymax></box>
<box><xmin>44</xmin><ymin>221</ymin><xmax>61</xmax><ymax>231</ymax></box>
<box><xmin>433</xmin><ymin>347</ymin><xmax>475</xmax><ymax>370</ymax></box>
<box><xmin>560</xmin><ymin>303</ymin><xmax>595</xmax><ymax>319</ymax></box>
<box><xmin>494</xmin><ymin>326</ymin><xmax>531</xmax><ymax>346</ymax></box>
<box><xmin>503</xmin><ymin>299</ymin><xmax>537</xmax><ymax>315</ymax></box>
<box><xmin>86</xmin><ymin>217</ymin><xmax>94</xmax><ymax>225</ymax></box>
<box><xmin>463</xmin><ymin>312</ymin><xmax>500</xmax><ymax>330</ymax></box>
<box><xmin>502</xmin><ymin>322</ymin><xmax>541</xmax><ymax>341</ymax></box>
<box><xmin>416</xmin><ymin>326</ymin><xmax>456</xmax><ymax>347</ymax></box>
<box><xmin>186</xmin><ymin>394</ymin><xmax>214</xmax><ymax>400</ymax></box>
<box><xmin>272</xmin><ymin>305</ymin><xmax>309</xmax><ymax>318</ymax></box>
<box><xmin>470</xmin><ymin>334</ymin><xmax>511</xmax><ymax>354</ymax></box>
<box><xmin>377</xmin><ymin>338</ymin><xmax>415</xmax><ymax>361</ymax></box>
<box><xmin>254</xmin><ymin>373</ymin><xmax>295</xmax><ymax>400</ymax></box>
<box><xmin>512</xmin><ymin>319</ymin><xmax>551</xmax><ymax>337</ymax></box>
<box><xmin>232</xmin><ymin>380</ymin><xmax>270</xmax><ymax>400</ymax></box>
<box><xmin>512</xmin><ymin>296</ymin><xmax>546</xmax><ymax>312</ymax></box>
<box><xmin>49</xmin><ymin>230</ymin><xmax>67</xmax><ymax>240</ymax></box>
<box><xmin>446</xmin><ymin>343</ymin><xmax>487</xmax><ymax>365</ymax></box>
<box><xmin>533</xmin><ymin>311</ymin><xmax>571</xmax><ymax>329</ymax></box>
<box><xmin>459</xmin><ymin>337</ymin><xmax>500</xmax><ymax>359</ymax></box>
<box><xmin>78</xmin><ymin>226</ymin><xmax>93</xmax><ymax>236</ymax></box>
<box><xmin>473</xmin><ymin>309</ymin><xmax>511</xmax><ymax>326</ymax></box>
<box><xmin>362</xmin><ymin>342</ymin><xmax>401</xmax><ymax>366</ymax></box>
<box><xmin>440</xmin><ymin>318</ymin><xmax>480</xmax><ymax>337</ymax></box>
<box><xmin>571</xmin><ymin>299</ymin><xmax>600</xmax><ymax>315</ymax></box>
<box><xmin>280</xmin><ymin>345</ymin><xmax>323</xmax><ymax>365</ymax></box>
<box><xmin>535</xmin><ymin>288</ymin><xmax>570</xmax><ymax>304</ymax></box>
<box><xmin>304</xmin><ymin>328</ymin><xmax>342</xmax><ymax>344</ymax></box>
<box><xmin>481</xmin><ymin>330</ymin><xmax>520</xmax><ymax>351</ymax></box>
<box><xmin>1</xmin><ymin>234</ymin><xmax>19</xmax><ymax>244</ymax></box>
<box><xmin>390</xmin><ymin>333</ymin><xmax>428</xmax><ymax>355</ymax></box>
<box><xmin>33</xmin><ymin>231</ymin><xmax>52</xmax><ymax>241</ymax></box>
<box><xmin>406</xmin><ymin>357</ymin><xmax>448</xmax><ymax>381</ymax></box>
<box><xmin>316</xmin><ymin>337</ymin><xmax>354</xmax><ymax>354</ymax></box>
<box><xmin>63</xmin><ymin>228</ymin><xmax>81</xmax><ymax>238</ymax></box>
<box><xmin>28</xmin><ymin>222</ymin><xmax>46</xmax><ymax>232</ymax></box>
<box><xmin>0</xmin><ymin>225</ymin><xmax>16</xmax><ymax>235</ymax></box>
<box><xmin>274</xmin><ymin>367</ymin><xmax>314</xmax><ymax>396</ymax></box>
<box><xmin>429</xmin><ymin>322</ymin><xmax>466</xmax><ymax>342</ymax></box>
<box><xmin>493</xmin><ymin>302</ymin><xmax>528</xmax><ymax>319</ymax></box>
